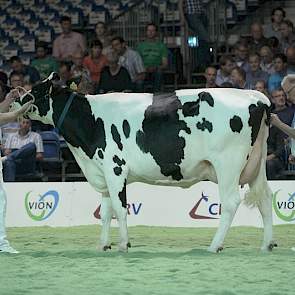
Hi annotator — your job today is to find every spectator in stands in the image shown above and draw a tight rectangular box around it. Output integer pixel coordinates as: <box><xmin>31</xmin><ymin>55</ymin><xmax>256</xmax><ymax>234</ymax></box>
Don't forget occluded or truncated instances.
<box><xmin>248</xmin><ymin>22</ymin><xmax>269</xmax><ymax>53</ymax></box>
<box><xmin>246</xmin><ymin>53</ymin><xmax>269</xmax><ymax>89</ymax></box>
<box><xmin>136</xmin><ymin>23</ymin><xmax>168</xmax><ymax>92</ymax></box>
<box><xmin>57</xmin><ymin>62</ymin><xmax>72</xmax><ymax>87</ymax></box>
<box><xmin>179</xmin><ymin>0</ymin><xmax>210</xmax><ymax>71</ymax></box>
<box><xmin>255</xmin><ymin>80</ymin><xmax>269</xmax><ymax>97</ymax></box>
<box><xmin>31</xmin><ymin>42</ymin><xmax>59</xmax><ymax>80</ymax></box>
<box><xmin>9</xmin><ymin>56</ymin><xmax>40</xmax><ymax>84</ymax></box>
<box><xmin>286</xmin><ymin>46</ymin><xmax>295</xmax><ymax>74</ymax></box>
<box><xmin>230</xmin><ymin>66</ymin><xmax>250</xmax><ymax>89</ymax></box>
<box><xmin>83</xmin><ymin>39</ymin><xmax>108</xmax><ymax>84</ymax></box>
<box><xmin>3</xmin><ymin>118</ymin><xmax>43</xmax><ymax>182</ymax></box>
<box><xmin>9</xmin><ymin>72</ymin><xmax>24</xmax><ymax>89</ymax></box>
<box><xmin>52</xmin><ymin>16</ymin><xmax>86</xmax><ymax>62</ymax></box>
<box><xmin>268</xmin><ymin>36</ymin><xmax>281</xmax><ymax>55</ymax></box>
<box><xmin>90</xmin><ymin>21</ymin><xmax>114</xmax><ymax>55</ymax></box>
<box><xmin>0</xmin><ymin>97</ymin><xmax>33</xmax><ymax>254</ymax></box>
<box><xmin>280</xmin><ymin>19</ymin><xmax>295</xmax><ymax>54</ymax></box>
<box><xmin>266</xmin><ymin>124</ymin><xmax>285</xmax><ymax>180</ymax></box>
<box><xmin>264</xmin><ymin>7</ymin><xmax>286</xmax><ymax>40</ymax></box>
<box><xmin>111</xmin><ymin>36</ymin><xmax>145</xmax><ymax>92</ymax></box>
<box><xmin>204</xmin><ymin>66</ymin><xmax>217</xmax><ymax>88</ymax></box>
<box><xmin>71</xmin><ymin>51</ymin><xmax>90</xmax><ymax>80</ymax></box>
<box><xmin>233</xmin><ymin>41</ymin><xmax>250</xmax><ymax>72</ymax></box>
<box><xmin>268</xmin><ymin>53</ymin><xmax>288</xmax><ymax>93</ymax></box>
<box><xmin>260</xmin><ymin>46</ymin><xmax>275</xmax><ymax>74</ymax></box>
<box><xmin>215</xmin><ymin>55</ymin><xmax>235</xmax><ymax>86</ymax></box>
<box><xmin>0</xmin><ymin>82</ymin><xmax>10</xmax><ymax>103</ymax></box>
<box><xmin>98</xmin><ymin>50</ymin><xmax>133</xmax><ymax>94</ymax></box>
<box><xmin>271</xmin><ymin>88</ymin><xmax>294</xmax><ymax>127</ymax></box>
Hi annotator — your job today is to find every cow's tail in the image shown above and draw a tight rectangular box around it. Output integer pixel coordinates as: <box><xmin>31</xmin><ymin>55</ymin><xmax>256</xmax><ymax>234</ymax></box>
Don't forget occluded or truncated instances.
<box><xmin>243</xmin><ymin>100</ymin><xmax>272</xmax><ymax>208</ymax></box>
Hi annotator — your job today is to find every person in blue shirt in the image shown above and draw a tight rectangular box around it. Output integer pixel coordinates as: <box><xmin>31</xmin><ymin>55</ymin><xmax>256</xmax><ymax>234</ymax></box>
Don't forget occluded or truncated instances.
<box><xmin>268</xmin><ymin>53</ymin><xmax>287</xmax><ymax>93</ymax></box>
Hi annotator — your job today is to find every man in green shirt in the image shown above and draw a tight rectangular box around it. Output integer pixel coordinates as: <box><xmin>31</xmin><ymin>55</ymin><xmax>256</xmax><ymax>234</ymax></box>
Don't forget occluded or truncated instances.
<box><xmin>136</xmin><ymin>23</ymin><xmax>168</xmax><ymax>92</ymax></box>
<box><xmin>31</xmin><ymin>42</ymin><xmax>59</xmax><ymax>80</ymax></box>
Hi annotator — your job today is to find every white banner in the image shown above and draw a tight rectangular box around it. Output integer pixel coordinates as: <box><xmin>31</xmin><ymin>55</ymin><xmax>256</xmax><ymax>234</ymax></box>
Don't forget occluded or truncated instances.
<box><xmin>5</xmin><ymin>181</ymin><xmax>295</xmax><ymax>228</ymax></box>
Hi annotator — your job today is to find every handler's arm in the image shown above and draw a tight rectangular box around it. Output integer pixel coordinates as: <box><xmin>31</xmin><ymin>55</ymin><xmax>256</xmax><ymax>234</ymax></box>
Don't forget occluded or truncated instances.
<box><xmin>0</xmin><ymin>101</ymin><xmax>32</xmax><ymax>125</ymax></box>
<box><xmin>271</xmin><ymin>114</ymin><xmax>295</xmax><ymax>139</ymax></box>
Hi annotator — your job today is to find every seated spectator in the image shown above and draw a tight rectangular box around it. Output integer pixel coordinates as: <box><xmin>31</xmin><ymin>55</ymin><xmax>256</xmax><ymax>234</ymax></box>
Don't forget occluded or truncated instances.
<box><xmin>230</xmin><ymin>66</ymin><xmax>250</xmax><ymax>89</ymax></box>
<box><xmin>286</xmin><ymin>46</ymin><xmax>295</xmax><ymax>74</ymax></box>
<box><xmin>90</xmin><ymin>21</ymin><xmax>114</xmax><ymax>55</ymax></box>
<box><xmin>246</xmin><ymin>53</ymin><xmax>269</xmax><ymax>89</ymax></box>
<box><xmin>68</xmin><ymin>74</ymin><xmax>96</xmax><ymax>95</ymax></box>
<box><xmin>57</xmin><ymin>62</ymin><xmax>72</xmax><ymax>87</ymax></box>
<box><xmin>280</xmin><ymin>19</ymin><xmax>295</xmax><ymax>53</ymax></box>
<box><xmin>215</xmin><ymin>55</ymin><xmax>235</xmax><ymax>86</ymax></box>
<box><xmin>248</xmin><ymin>22</ymin><xmax>269</xmax><ymax>53</ymax></box>
<box><xmin>83</xmin><ymin>39</ymin><xmax>108</xmax><ymax>84</ymax></box>
<box><xmin>71</xmin><ymin>51</ymin><xmax>90</xmax><ymax>79</ymax></box>
<box><xmin>260</xmin><ymin>46</ymin><xmax>275</xmax><ymax>74</ymax></box>
<box><xmin>136</xmin><ymin>23</ymin><xmax>168</xmax><ymax>92</ymax></box>
<box><xmin>233</xmin><ymin>41</ymin><xmax>250</xmax><ymax>72</ymax></box>
<box><xmin>204</xmin><ymin>66</ymin><xmax>217</xmax><ymax>88</ymax></box>
<box><xmin>271</xmin><ymin>88</ymin><xmax>294</xmax><ymax>127</ymax></box>
<box><xmin>111</xmin><ymin>36</ymin><xmax>145</xmax><ymax>92</ymax></box>
<box><xmin>0</xmin><ymin>82</ymin><xmax>10</xmax><ymax>102</ymax></box>
<box><xmin>255</xmin><ymin>80</ymin><xmax>269</xmax><ymax>97</ymax></box>
<box><xmin>9</xmin><ymin>56</ymin><xmax>40</xmax><ymax>84</ymax></box>
<box><xmin>98</xmin><ymin>51</ymin><xmax>133</xmax><ymax>93</ymax></box>
<box><xmin>266</xmin><ymin>125</ymin><xmax>285</xmax><ymax>180</ymax></box>
<box><xmin>268</xmin><ymin>53</ymin><xmax>288</xmax><ymax>93</ymax></box>
<box><xmin>53</xmin><ymin>15</ymin><xmax>86</xmax><ymax>62</ymax></box>
<box><xmin>9</xmin><ymin>72</ymin><xmax>25</xmax><ymax>89</ymax></box>
<box><xmin>264</xmin><ymin>7</ymin><xmax>285</xmax><ymax>39</ymax></box>
<box><xmin>268</xmin><ymin>36</ymin><xmax>281</xmax><ymax>54</ymax></box>
<box><xmin>3</xmin><ymin>118</ymin><xmax>43</xmax><ymax>182</ymax></box>
<box><xmin>31</xmin><ymin>42</ymin><xmax>59</xmax><ymax>80</ymax></box>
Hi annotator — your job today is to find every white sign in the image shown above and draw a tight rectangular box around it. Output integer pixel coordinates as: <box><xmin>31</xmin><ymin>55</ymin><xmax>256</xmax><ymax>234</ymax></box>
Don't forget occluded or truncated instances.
<box><xmin>5</xmin><ymin>181</ymin><xmax>295</xmax><ymax>228</ymax></box>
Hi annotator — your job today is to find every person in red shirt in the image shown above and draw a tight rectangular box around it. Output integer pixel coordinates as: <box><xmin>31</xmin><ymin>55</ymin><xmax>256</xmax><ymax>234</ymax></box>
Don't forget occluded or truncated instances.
<box><xmin>83</xmin><ymin>39</ymin><xmax>108</xmax><ymax>84</ymax></box>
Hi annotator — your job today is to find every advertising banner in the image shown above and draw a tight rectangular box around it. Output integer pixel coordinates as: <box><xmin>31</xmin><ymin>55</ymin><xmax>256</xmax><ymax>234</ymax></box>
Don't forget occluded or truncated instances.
<box><xmin>4</xmin><ymin>181</ymin><xmax>295</xmax><ymax>228</ymax></box>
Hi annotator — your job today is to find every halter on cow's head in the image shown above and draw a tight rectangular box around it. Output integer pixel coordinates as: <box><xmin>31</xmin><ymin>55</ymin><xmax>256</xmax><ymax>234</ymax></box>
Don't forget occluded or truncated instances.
<box><xmin>11</xmin><ymin>72</ymin><xmax>60</xmax><ymax>125</ymax></box>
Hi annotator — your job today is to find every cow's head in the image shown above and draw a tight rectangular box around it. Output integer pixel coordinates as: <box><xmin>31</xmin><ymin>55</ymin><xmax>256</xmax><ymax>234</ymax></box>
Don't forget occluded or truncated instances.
<box><xmin>12</xmin><ymin>72</ymin><xmax>59</xmax><ymax>125</ymax></box>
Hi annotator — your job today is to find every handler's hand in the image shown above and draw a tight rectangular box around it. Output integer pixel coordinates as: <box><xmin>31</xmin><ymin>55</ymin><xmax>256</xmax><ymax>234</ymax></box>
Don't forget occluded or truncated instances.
<box><xmin>270</xmin><ymin>113</ymin><xmax>281</xmax><ymax>127</ymax></box>
<box><xmin>15</xmin><ymin>101</ymin><xmax>33</xmax><ymax>116</ymax></box>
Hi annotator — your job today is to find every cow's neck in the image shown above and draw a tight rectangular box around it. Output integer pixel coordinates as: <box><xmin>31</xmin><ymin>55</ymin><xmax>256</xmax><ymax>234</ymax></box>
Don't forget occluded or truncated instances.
<box><xmin>50</xmin><ymin>86</ymin><xmax>107</xmax><ymax>160</ymax></box>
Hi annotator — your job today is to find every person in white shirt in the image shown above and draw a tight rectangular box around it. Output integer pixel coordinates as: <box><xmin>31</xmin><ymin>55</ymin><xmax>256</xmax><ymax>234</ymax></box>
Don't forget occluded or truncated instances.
<box><xmin>0</xmin><ymin>93</ymin><xmax>32</xmax><ymax>254</ymax></box>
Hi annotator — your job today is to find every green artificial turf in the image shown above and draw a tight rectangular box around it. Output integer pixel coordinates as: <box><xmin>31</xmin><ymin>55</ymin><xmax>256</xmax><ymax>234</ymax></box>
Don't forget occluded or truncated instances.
<box><xmin>0</xmin><ymin>225</ymin><xmax>294</xmax><ymax>295</ymax></box>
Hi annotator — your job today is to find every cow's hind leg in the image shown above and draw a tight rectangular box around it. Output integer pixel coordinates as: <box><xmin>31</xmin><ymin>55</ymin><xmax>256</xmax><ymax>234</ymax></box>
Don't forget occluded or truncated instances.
<box><xmin>247</xmin><ymin>162</ymin><xmax>275</xmax><ymax>251</ymax></box>
<box><xmin>208</xmin><ymin>168</ymin><xmax>241</xmax><ymax>253</ymax></box>
<box><xmin>100</xmin><ymin>192</ymin><xmax>113</xmax><ymax>251</ymax></box>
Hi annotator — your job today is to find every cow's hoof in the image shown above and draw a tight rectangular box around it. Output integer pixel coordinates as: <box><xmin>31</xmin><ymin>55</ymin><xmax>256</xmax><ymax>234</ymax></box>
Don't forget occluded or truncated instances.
<box><xmin>103</xmin><ymin>245</ymin><xmax>112</xmax><ymax>251</ymax></box>
<box><xmin>217</xmin><ymin>246</ymin><xmax>224</xmax><ymax>253</ymax></box>
<box><xmin>207</xmin><ymin>245</ymin><xmax>223</xmax><ymax>253</ymax></box>
<box><xmin>267</xmin><ymin>241</ymin><xmax>278</xmax><ymax>251</ymax></box>
<box><xmin>127</xmin><ymin>242</ymin><xmax>131</xmax><ymax>248</ymax></box>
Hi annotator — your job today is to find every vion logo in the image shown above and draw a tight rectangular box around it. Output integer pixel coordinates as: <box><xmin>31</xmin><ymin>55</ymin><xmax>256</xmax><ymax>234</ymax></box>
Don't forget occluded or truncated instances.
<box><xmin>273</xmin><ymin>190</ymin><xmax>295</xmax><ymax>222</ymax></box>
<box><xmin>25</xmin><ymin>190</ymin><xmax>59</xmax><ymax>221</ymax></box>
<box><xmin>189</xmin><ymin>192</ymin><xmax>221</xmax><ymax>219</ymax></box>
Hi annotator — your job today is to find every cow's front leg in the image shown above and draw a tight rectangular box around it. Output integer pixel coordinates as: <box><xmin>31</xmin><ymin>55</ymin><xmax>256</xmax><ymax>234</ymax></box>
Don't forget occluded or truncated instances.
<box><xmin>105</xmin><ymin>168</ymin><xmax>129</xmax><ymax>252</ymax></box>
<box><xmin>100</xmin><ymin>192</ymin><xmax>113</xmax><ymax>251</ymax></box>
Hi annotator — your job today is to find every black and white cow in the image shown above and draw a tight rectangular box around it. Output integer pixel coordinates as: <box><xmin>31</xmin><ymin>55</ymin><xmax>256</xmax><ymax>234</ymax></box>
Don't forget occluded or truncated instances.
<box><xmin>13</xmin><ymin>73</ymin><xmax>275</xmax><ymax>253</ymax></box>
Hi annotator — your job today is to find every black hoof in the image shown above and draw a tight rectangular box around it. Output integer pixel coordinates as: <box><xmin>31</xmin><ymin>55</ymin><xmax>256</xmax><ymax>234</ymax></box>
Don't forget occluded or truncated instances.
<box><xmin>127</xmin><ymin>242</ymin><xmax>131</xmax><ymax>248</ymax></box>
<box><xmin>103</xmin><ymin>245</ymin><xmax>112</xmax><ymax>251</ymax></box>
<box><xmin>268</xmin><ymin>242</ymin><xmax>278</xmax><ymax>251</ymax></box>
<box><xmin>217</xmin><ymin>246</ymin><xmax>224</xmax><ymax>253</ymax></box>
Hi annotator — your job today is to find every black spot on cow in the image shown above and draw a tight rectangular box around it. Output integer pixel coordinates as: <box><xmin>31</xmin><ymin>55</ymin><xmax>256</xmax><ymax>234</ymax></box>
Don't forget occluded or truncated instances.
<box><xmin>114</xmin><ymin>166</ymin><xmax>122</xmax><ymax>176</ymax></box>
<box><xmin>196</xmin><ymin>118</ymin><xmax>213</xmax><ymax>133</ymax></box>
<box><xmin>136</xmin><ymin>92</ymin><xmax>189</xmax><ymax>181</ymax></box>
<box><xmin>111</xmin><ymin>124</ymin><xmax>123</xmax><ymax>151</ymax></box>
<box><xmin>230</xmin><ymin>115</ymin><xmax>243</xmax><ymax>133</ymax></box>
<box><xmin>118</xmin><ymin>180</ymin><xmax>127</xmax><ymax>208</ymax></box>
<box><xmin>123</xmin><ymin>120</ymin><xmax>130</xmax><ymax>138</ymax></box>
<box><xmin>98</xmin><ymin>150</ymin><xmax>104</xmax><ymax>159</ymax></box>
<box><xmin>113</xmin><ymin>155</ymin><xmax>126</xmax><ymax>166</ymax></box>
<box><xmin>198</xmin><ymin>91</ymin><xmax>214</xmax><ymax>107</ymax></box>
<box><xmin>47</xmin><ymin>86</ymin><xmax>106</xmax><ymax>159</ymax></box>
<box><xmin>182</xmin><ymin>91</ymin><xmax>214</xmax><ymax>118</ymax></box>
<box><xmin>248</xmin><ymin>101</ymin><xmax>270</xmax><ymax>145</ymax></box>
